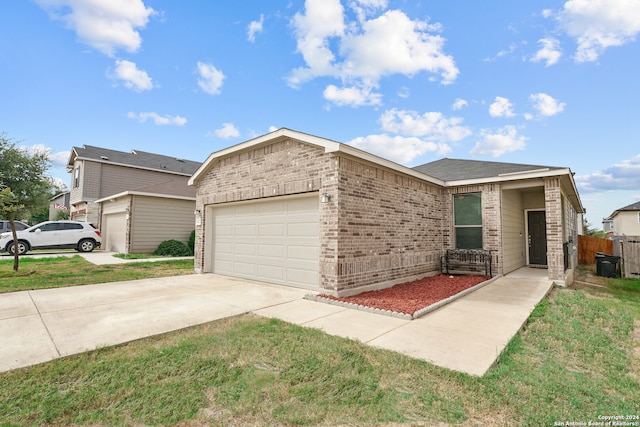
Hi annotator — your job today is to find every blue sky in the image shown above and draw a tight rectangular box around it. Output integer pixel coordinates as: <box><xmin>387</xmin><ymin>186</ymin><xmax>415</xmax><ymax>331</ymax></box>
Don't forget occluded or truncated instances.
<box><xmin>1</xmin><ymin>0</ymin><xmax>639</xmax><ymax>229</ymax></box>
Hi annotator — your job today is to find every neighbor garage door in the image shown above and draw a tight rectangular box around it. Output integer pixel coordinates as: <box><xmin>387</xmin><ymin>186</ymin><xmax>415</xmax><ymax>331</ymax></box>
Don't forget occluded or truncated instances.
<box><xmin>103</xmin><ymin>212</ymin><xmax>127</xmax><ymax>253</ymax></box>
<box><xmin>211</xmin><ymin>195</ymin><xmax>319</xmax><ymax>289</ymax></box>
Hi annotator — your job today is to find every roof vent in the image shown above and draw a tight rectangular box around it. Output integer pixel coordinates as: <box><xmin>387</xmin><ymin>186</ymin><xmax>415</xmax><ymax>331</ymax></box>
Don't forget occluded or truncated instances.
<box><xmin>176</xmin><ymin>158</ymin><xmax>184</xmax><ymax>162</ymax></box>
<box><xmin>100</xmin><ymin>156</ymin><xmax>109</xmax><ymax>160</ymax></box>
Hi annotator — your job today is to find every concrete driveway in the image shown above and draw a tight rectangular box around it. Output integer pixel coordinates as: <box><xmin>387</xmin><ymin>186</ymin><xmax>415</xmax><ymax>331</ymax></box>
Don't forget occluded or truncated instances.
<box><xmin>0</xmin><ymin>267</ymin><xmax>553</xmax><ymax>376</ymax></box>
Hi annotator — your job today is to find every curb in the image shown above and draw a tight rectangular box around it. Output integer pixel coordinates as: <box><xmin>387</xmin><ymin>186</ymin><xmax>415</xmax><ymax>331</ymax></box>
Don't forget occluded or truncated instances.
<box><xmin>305</xmin><ymin>274</ymin><xmax>502</xmax><ymax>321</ymax></box>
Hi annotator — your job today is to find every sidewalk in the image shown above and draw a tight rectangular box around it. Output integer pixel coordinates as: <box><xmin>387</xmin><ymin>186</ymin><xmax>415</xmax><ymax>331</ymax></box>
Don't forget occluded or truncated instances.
<box><xmin>0</xmin><ymin>267</ymin><xmax>553</xmax><ymax>376</ymax></box>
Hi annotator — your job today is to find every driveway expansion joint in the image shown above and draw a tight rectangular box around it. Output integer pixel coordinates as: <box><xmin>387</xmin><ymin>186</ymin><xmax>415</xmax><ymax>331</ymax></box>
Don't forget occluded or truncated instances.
<box><xmin>27</xmin><ymin>291</ymin><xmax>61</xmax><ymax>358</ymax></box>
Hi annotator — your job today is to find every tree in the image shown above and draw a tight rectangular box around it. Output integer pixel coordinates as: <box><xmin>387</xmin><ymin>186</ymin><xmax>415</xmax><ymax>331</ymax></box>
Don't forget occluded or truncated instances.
<box><xmin>0</xmin><ymin>133</ymin><xmax>52</xmax><ymax>271</ymax></box>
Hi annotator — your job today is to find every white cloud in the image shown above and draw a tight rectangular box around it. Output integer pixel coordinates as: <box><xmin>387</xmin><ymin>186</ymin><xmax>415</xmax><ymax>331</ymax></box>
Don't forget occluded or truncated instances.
<box><xmin>214</xmin><ymin>123</ymin><xmax>240</xmax><ymax>139</ymax></box>
<box><xmin>530</xmin><ymin>37</ymin><xmax>562</xmax><ymax>66</ymax></box>
<box><xmin>557</xmin><ymin>0</ymin><xmax>640</xmax><ymax>62</ymax></box>
<box><xmin>49</xmin><ymin>150</ymin><xmax>71</xmax><ymax>166</ymax></box>
<box><xmin>346</xmin><ymin>108</ymin><xmax>471</xmax><ymax>164</ymax></box>
<box><xmin>247</xmin><ymin>14</ymin><xmax>264</xmax><ymax>43</ymax></box>
<box><xmin>349</xmin><ymin>134</ymin><xmax>449</xmax><ymax>164</ymax></box>
<box><xmin>109</xmin><ymin>59</ymin><xmax>153</xmax><ymax>91</ymax></box>
<box><xmin>489</xmin><ymin>96</ymin><xmax>515</xmax><ymax>118</ymax></box>
<box><xmin>529</xmin><ymin>93</ymin><xmax>566</xmax><ymax>117</ymax></box>
<box><xmin>323</xmin><ymin>84</ymin><xmax>382</xmax><ymax>106</ymax></box>
<box><xmin>289</xmin><ymin>0</ymin><xmax>345</xmax><ymax>86</ymax></box>
<box><xmin>197</xmin><ymin>62</ymin><xmax>225</xmax><ymax>95</ymax></box>
<box><xmin>575</xmin><ymin>155</ymin><xmax>640</xmax><ymax>192</ymax></box>
<box><xmin>289</xmin><ymin>1</ymin><xmax>458</xmax><ymax>106</ymax></box>
<box><xmin>452</xmin><ymin>98</ymin><xmax>468</xmax><ymax>110</ymax></box>
<box><xmin>19</xmin><ymin>144</ymin><xmax>68</xmax><ymax>167</ymax></box>
<box><xmin>471</xmin><ymin>126</ymin><xmax>527</xmax><ymax>157</ymax></box>
<box><xmin>35</xmin><ymin>0</ymin><xmax>155</xmax><ymax>57</ymax></box>
<box><xmin>379</xmin><ymin>109</ymin><xmax>471</xmax><ymax>142</ymax></box>
<box><xmin>349</xmin><ymin>0</ymin><xmax>388</xmax><ymax>22</ymax></box>
<box><xmin>268</xmin><ymin>126</ymin><xmax>279</xmax><ymax>132</ymax></box>
<box><xmin>127</xmin><ymin>112</ymin><xmax>187</xmax><ymax>126</ymax></box>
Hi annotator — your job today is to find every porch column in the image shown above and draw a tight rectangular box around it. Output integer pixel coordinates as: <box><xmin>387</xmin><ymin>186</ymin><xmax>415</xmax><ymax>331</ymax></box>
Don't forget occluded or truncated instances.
<box><xmin>544</xmin><ymin>177</ymin><xmax>563</xmax><ymax>281</ymax></box>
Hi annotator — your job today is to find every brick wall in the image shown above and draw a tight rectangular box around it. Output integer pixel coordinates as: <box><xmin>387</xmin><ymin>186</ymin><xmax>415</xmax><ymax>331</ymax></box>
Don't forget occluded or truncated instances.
<box><xmin>443</xmin><ymin>184</ymin><xmax>502</xmax><ymax>275</ymax></box>
<box><xmin>333</xmin><ymin>155</ymin><xmax>444</xmax><ymax>294</ymax></box>
<box><xmin>193</xmin><ymin>137</ymin><xmax>445</xmax><ymax>294</ymax></box>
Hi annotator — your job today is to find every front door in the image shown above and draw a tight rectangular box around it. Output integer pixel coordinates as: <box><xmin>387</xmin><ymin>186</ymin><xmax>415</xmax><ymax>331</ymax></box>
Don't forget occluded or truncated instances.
<box><xmin>528</xmin><ymin>211</ymin><xmax>547</xmax><ymax>266</ymax></box>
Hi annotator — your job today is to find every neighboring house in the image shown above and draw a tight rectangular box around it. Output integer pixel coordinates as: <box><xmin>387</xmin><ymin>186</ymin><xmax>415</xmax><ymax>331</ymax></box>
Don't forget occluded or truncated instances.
<box><xmin>96</xmin><ymin>180</ymin><xmax>196</xmax><ymax>253</ymax></box>
<box><xmin>188</xmin><ymin>128</ymin><xmax>584</xmax><ymax>296</ymax></box>
<box><xmin>67</xmin><ymin>145</ymin><xmax>201</xmax><ymax>253</ymax></box>
<box><xmin>48</xmin><ymin>192</ymin><xmax>70</xmax><ymax>220</ymax></box>
<box><xmin>603</xmin><ymin>202</ymin><xmax>640</xmax><ymax>237</ymax></box>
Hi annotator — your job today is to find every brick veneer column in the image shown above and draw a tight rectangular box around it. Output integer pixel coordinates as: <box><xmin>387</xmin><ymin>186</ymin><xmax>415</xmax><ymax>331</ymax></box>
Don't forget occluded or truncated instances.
<box><xmin>545</xmin><ymin>177</ymin><xmax>564</xmax><ymax>280</ymax></box>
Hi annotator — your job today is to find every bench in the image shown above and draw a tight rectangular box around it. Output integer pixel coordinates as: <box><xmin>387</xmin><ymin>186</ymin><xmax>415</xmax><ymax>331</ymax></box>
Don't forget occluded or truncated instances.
<box><xmin>441</xmin><ymin>249</ymin><xmax>492</xmax><ymax>277</ymax></box>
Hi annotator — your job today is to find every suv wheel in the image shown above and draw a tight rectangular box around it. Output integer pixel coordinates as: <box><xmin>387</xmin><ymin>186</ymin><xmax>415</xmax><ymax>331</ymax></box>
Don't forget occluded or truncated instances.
<box><xmin>77</xmin><ymin>239</ymin><xmax>96</xmax><ymax>252</ymax></box>
<box><xmin>8</xmin><ymin>241</ymin><xmax>28</xmax><ymax>255</ymax></box>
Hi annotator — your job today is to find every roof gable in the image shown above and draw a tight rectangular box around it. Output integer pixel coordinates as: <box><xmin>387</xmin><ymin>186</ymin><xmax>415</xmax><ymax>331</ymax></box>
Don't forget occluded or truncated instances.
<box><xmin>69</xmin><ymin>145</ymin><xmax>201</xmax><ymax>176</ymax></box>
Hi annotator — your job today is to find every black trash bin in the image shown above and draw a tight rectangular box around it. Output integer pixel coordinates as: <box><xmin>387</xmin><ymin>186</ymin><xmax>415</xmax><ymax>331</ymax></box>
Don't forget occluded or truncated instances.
<box><xmin>595</xmin><ymin>252</ymin><xmax>621</xmax><ymax>278</ymax></box>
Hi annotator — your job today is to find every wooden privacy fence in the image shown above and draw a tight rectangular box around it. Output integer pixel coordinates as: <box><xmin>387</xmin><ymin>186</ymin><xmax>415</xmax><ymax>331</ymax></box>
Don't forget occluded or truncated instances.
<box><xmin>619</xmin><ymin>236</ymin><xmax>640</xmax><ymax>278</ymax></box>
<box><xmin>578</xmin><ymin>235</ymin><xmax>613</xmax><ymax>264</ymax></box>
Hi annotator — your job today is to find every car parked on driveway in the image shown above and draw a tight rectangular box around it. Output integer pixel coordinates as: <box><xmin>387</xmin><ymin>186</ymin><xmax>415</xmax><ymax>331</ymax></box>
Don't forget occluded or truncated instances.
<box><xmin>0</xmin><ymin>220</ymin><xmax>101</xmax><ymax>255</ymax></box>
<box><xmin>0</xmin><ymin>220</ymin><xmax>29</xmax><ymax>234</ymax></box>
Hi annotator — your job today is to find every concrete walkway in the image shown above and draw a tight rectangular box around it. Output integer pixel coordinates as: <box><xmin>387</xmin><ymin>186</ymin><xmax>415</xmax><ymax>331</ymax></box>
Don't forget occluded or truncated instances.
<box><xmin>0</xmin><ymin>265</ymin><xmax>553</xmax><ymax>376</ymax></box>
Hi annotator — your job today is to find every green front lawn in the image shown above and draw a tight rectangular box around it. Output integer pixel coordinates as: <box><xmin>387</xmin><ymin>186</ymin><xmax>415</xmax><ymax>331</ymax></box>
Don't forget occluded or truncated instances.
<box><xmin>0</xmin><ymin>262</ymin><xmax>638</xmax><ymax>426</ymax></box>
<box><xmin>0</xmin><ymin>255</ymin><xmax>194</xmax><ymax>293</ymax></box>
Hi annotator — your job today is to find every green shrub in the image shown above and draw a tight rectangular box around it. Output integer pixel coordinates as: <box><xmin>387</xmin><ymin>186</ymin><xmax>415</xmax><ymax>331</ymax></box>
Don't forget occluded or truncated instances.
<box><xmin>188</xmin><ymin>230</ymin><xmax>195</xmax><ymax>255</ymax></box>
<box><xmin>153</xmin><ymin>240</ymin><xmax>192</xmax><ymax>257</ymax></box>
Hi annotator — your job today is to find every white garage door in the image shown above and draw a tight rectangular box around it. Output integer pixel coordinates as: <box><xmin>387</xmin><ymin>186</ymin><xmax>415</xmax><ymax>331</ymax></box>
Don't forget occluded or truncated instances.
<box><xmin>103</xmin><ymin>212</ymin><xmax>127</xmax><ymax>253</ymax></box>
<box><xmin>211</xmin><ymin>195</ymin><xmax>319</xmax><ymax>289</ymax></box>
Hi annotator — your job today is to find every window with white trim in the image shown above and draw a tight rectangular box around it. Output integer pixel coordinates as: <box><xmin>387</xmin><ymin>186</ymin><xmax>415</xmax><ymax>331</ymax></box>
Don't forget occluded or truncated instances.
<box><xmin>454</xmin><ymin>193</ymin><xmax>483</xmax><ymax>249</ymax></box>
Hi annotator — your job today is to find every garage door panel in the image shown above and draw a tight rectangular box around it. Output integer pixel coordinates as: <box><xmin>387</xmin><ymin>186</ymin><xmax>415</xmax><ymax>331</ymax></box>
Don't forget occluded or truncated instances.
<box><xmin>234</xmin><ymin>224</ymin><xmax>257</xmax><ymax>236</ymax></box>
<box><xmin>258</xmin><ymin>243</ymin><xmax>285</xmax><ymax>258</ymax></box>
<box><xmin>234</xmin><ymin>243</ymin><xmax>256</xmax><ymax>256</ymax></box>
<box><xmin>233</xmin><ymin>261</ymin><xmax>257</xmax><ymax>276</ymax></box>
<box><xmin>258</xmin><ymin>223</ymin><xmax>285</xmax><ymax>237</ymax></box>
<box><xmin>257</xmin><ymin>264</ymin><xmax>284</xmax><ymax>280</ymax></box>
<box><xmin>287</xmin><ymin>245</ymin><xmax>318</xmax><ymax>260</ymax></box>
<box><xmin>211</xmin><ymin>195</ymin><xmax>319</xmax><ymax>289</ymax></box>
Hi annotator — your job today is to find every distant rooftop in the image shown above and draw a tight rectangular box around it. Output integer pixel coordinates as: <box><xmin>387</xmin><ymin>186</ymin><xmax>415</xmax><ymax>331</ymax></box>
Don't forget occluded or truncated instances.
<box><xmin>69</xmin><ymin>145</ymin><xmax>201</xmax><ymax>176</ymax></box>
<box><xmin>412</xmin><ymin>158</ymin><xmax>565</xmax><ymax>182</ymax></box>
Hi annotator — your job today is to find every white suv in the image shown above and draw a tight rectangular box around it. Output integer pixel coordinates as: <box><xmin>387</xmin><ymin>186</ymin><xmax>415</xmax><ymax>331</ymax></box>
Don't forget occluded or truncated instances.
<box><xmin>0</xmin><ymin>220</ymin><xmax>102</xmax><ymax>255</ymax></box>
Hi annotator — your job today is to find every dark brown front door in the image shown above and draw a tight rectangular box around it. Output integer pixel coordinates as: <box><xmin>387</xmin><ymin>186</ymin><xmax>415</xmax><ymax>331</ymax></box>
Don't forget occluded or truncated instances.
<box><xmin>528</xmin><ymin>211</ymin><xmax>547</xmax><ymax>266</ymax></box>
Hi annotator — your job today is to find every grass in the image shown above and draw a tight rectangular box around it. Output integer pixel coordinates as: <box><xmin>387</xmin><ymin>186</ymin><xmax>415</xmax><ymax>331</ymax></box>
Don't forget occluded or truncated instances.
<box><xmin>112</xmin><ymin>253</ymin><xmax>192</xmax><ymax>260</ymax></box>
<box><xmin>0</xmin><ymin>255</ymin><xmax>194</xmax><ymax>293</ymax></box>
<box><xmin>0</xmin><ymin>263</ymin><xmax>638</xmax><ymax>426</ymax></box>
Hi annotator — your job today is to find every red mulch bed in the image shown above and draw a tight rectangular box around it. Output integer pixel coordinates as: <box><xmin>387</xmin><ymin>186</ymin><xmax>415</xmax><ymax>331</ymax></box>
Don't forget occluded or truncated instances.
<box><xmin>319</xmin><ymin>274</ymin><xmax>489</xmax><ymax>315</ymax></box>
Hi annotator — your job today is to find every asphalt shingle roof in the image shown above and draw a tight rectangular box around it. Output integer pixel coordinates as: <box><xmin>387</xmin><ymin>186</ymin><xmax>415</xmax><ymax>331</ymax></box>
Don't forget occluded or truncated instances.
<box><xmin>616</xmin><ymin>201</ymin><xmax>640</xmax><ymax>211</ymax></box>
<box><xmin>70</xmin><ymin>145</ymin><xmax>201</xmax><ymax>175</ymax></box>
<box><xmin>412</xmin><ymin>158</ymin><xmax>564</xmax><ymax>182</ymax></box>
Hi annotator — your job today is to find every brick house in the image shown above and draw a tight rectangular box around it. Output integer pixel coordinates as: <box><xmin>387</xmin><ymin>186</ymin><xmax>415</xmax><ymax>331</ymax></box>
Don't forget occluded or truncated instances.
<box><xmin>189</xmin><ymin>128</ymin><xmax>584</xmax><ymax>296</ymax></box>
<box><xmin>67</xmin><ymin>145</ymin><xmax>201</xmax><ymax>253</ymax></box>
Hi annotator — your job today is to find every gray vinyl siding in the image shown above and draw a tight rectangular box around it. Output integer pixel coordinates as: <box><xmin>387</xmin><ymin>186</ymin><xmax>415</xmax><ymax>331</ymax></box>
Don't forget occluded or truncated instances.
<box><xmin>100</xmin><ymin>164</ymin><xmax>190</xmax><ymax>199</ymax></box>
<box><xmin>502</xmin><ymin>189</ymin><xmax>526</xmax><ymax>274</ymax></box>
<box><xmin>70</xmin><ymin>160</ymin><xmax>102</xmax><ymax>204</ymax></box>
<box><xmin>129</xmin><ymin>195</ymin><xmax>195</xmax><ymax>253</ymax></box>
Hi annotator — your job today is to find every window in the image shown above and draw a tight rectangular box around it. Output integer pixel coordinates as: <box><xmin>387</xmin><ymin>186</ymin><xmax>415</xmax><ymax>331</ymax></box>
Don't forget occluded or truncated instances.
<box><xmin>62</xmin><ymin>223</ymin><xmax>83</xmax><ymax>230</ymax></box>
<box><xmin>74</xmin><ymin>166</ymin><xmax>80</xmax><ymax>188</ymax></box>
<box><xmin>454</xmin><ymin>193</ymin><xmax>482</xmax><ymax>249</ymax></box>
<box><xmin>34</xmin><ymin>223</ymin><xmax>61</xmax><ymax>232</ymax></box>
